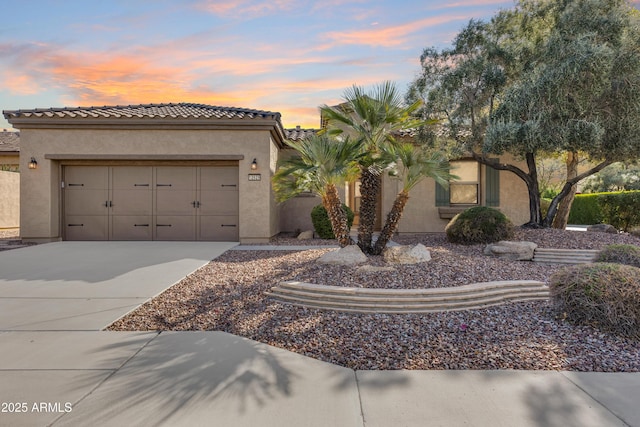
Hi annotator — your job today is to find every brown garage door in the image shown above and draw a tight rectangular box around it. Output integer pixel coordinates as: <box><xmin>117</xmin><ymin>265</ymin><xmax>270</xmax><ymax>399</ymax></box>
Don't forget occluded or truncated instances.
<box><xmin>63</xmin><ymin>165</ymin><xmax>238</xmax><ymax>241</ymax></box>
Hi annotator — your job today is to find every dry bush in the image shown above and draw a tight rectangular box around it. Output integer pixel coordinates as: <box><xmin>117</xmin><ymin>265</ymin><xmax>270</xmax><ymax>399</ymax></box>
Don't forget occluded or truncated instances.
<box><xmin>597</xmin><ymin>244</ymin><xmax>640</xmax><ymax>268</ymax></box>
<box><xmin>549</xmin><ymin>263</ymin><xmax>640</xmax><ymax>339</ymax></box>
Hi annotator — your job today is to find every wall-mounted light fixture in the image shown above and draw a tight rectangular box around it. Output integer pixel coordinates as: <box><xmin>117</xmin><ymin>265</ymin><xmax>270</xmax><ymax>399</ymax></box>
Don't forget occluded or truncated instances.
<box><xmin>251</xmin><ymin>158</ymin><xmax>258</xmax><ymax>170</ymax></box>
<box><xmin>28</xmin><ymin>157</ymin><xmax>38</xmax><ymax>170</ymax></box>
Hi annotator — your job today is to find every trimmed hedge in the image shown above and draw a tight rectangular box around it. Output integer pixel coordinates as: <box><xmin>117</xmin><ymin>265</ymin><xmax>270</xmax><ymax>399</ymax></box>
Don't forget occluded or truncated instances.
<box><xmin>598</xmin><ymin>192</ymin><xmax>640</xmax><ymax>232</ymax></box>
<box><xmin>566</xmin><ymin>191</ymin><xmax>640</xmax><ymax>230</ymax></box>
<box><xmin>310</xmin><ymin>204</ymin><xmax>354</xmax><ymax>239</ymax></box>
<box><xmin>567</xmin><ymin>193</ymin><xmax>603</xmax><ymax>225</ymax></box>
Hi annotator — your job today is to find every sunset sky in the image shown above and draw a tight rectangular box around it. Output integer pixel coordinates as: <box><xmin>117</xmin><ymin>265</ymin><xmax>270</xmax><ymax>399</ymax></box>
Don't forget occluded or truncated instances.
<box><xmin>1</xmin><ymin>0</ymin><xmax>638</xmax><ymax>131</ymax></box>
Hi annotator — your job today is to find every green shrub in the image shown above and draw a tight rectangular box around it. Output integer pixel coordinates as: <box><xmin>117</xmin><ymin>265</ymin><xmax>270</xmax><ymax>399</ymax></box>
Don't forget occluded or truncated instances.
<box><xmin>598</xmin><ymin>191</ymin><xmax>640</xmax><ymax>232</ymax></box>
<box><xmin>567</xmin><ymin>191</ymin><xmax>640</xmax><ymax>230</ymax></box>
<box><xmin>541</xmin><ymin>198</ymin><xmax>551</xmax><ymax>219</ymax></box>
<box><xmin>596</xmin><ymin>244</ymin><xmax>640</xmax><ymax>268</ymax></box>
<box><xmin>567</xmin><ymin>193</ymin><xmax>603</xmax><ymax>225</ymax></box>
<box><xmin>445</xmin><ymin>206</ymin><xmax>514</xmax><ymax>245</ymax></box>
<box><xmin>310</xmin><ymin>204</ymin><xmax>354</xmax><ymax>239</ymax></box>
<box><xmin>549</xmin><ymin>263</ymin><xmax>640</xmax><ymax>339</ymax></box>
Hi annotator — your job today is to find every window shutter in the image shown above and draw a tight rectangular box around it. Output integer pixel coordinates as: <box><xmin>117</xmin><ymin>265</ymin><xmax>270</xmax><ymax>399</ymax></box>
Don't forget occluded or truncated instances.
<box><xmin>485</xmin><ymin>161</ymin><xmax>500</xmax><ymax>207</ymax></box>
<box><xmin>435</xmin><ymin>182</ymin><xmax>450</xmax><ymax>207</ymax></box>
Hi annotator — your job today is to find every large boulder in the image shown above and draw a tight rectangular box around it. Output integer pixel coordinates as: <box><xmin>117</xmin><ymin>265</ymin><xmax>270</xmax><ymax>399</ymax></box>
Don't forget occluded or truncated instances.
<box><xmin>383</xmin><ymin>244</ymin><xmax>431</xmax><ymax>264</ymax></box>
<box><xmin>317</xmin><ymin>245</ymin><xmax>367</xmax><ymax>266</ymax></box>
<box><xmin>484</xmin><ymin>241</ymin><xmax>537</xmax><ymax>261</ymax></box>
<box><xmin>297</xmin><ymin>230</ymin><xmax>314</xmax><ymax>240</ymax></box>
<box><xmin>587</xmin><ymin>224</ymin><xmax>618</xmax><ymax>234</ymax></box>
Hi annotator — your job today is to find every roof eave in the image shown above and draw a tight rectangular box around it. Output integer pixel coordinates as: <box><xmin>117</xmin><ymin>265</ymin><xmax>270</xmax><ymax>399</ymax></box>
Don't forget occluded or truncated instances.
<box><xmin>5</xmin><ymin>116</ymin><xmax>287</xmax><ymax>148</ymax></box>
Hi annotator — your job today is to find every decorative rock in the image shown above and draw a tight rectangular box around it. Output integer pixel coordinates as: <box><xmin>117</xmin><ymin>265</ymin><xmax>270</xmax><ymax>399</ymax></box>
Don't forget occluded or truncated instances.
<box><xmin>357</xmin><ymin>265</ymin><xmax>396</xmax><ymax>273</ymax></box>
<box><xmin>383</xmin><ymin>243</ymin><xmax>431</xmax><ymax>264</ymax></box>
<box><xmin>483</xmin><ymin>241</ymin><xmax>537</xmax><ymax>261</ymax></box>
<box><xmin>297</xmin><ymin>230</ymin><xmax>314</xmax><ymax>240</ymax></box>
<box><xmin>587</xmin><ymin>224</ymin><xmax>618</xmax><ymax>234</ymax></box>
<box><xmin>317</xmin><ymin>245</ymin><xmax>367</xmax><ymax>265</ymax></box>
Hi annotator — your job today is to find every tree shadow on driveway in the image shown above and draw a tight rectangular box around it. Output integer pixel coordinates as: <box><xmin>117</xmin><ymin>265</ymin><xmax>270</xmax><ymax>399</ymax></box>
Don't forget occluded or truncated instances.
<box><xmin>57</xmin><ymin>331</ymin><xmax>361</xmax><ymax>426</ymax></box>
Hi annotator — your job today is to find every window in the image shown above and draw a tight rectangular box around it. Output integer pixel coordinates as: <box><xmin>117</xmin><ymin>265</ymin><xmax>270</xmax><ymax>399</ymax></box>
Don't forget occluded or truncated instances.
<box><xmin>449</xmin><ymin>161</ymin><xmax>479</xmax><ymax>204</ymax></box>
<box><xmin>435</xmin><ymin>159</ymin><xmax>500</xmax><ymax>208</ymax></box>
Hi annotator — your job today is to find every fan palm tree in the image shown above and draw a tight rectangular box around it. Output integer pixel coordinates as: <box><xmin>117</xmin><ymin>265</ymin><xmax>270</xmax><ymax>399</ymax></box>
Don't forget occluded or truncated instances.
<box><xmin>272</xmin><ymin>134</ymin><xmax>362</xmax><ymax>247</ymax></box>
<box><xmin>372</xmin><ymin>144</ymin><xmax>454</xmax><ymax>254</ymax></box>
<box><xmin>320</xmin><ymin>81</ymin><xmax>427</xmax><ymax>254</ymax></box>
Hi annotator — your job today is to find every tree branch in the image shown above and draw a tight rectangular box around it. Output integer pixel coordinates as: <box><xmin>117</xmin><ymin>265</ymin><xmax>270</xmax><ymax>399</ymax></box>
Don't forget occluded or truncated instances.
<box><xmin>544</xmin><ymin>158</ymin><xmax>614</xmax><ymax>226</ymax></box>
<box><xmin>468</xmin><ymin>150</ymin><xmax>533</xmax><ymax>184</ymax></box>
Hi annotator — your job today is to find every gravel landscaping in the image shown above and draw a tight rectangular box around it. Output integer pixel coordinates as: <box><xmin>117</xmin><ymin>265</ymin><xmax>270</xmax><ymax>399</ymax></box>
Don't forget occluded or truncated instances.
<box><xmin>109</xmin><ymin>228</ymin><xmax>640</xmax><ymax>371</ymax></box>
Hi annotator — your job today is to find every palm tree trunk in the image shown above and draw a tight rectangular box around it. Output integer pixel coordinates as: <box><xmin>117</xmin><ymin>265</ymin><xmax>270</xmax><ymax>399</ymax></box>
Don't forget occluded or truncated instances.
<box><xmin>322</xmin><ymin>184</ymin><xmax>352</xmax><ymax>247</ymax></box>
<box><xmin>552</xmin><ymin>151</ymin><xmax>579</xmax><ymax>229</ymax></box>
<box><xmin>372</xmin><ymin>190</ymin><xmax>409</xmax><ymax>255</ymax></box>
<box><xmin>357</xmin><ymin>168</ymin><xmax>380</xmax><ymax>254</ymax></box>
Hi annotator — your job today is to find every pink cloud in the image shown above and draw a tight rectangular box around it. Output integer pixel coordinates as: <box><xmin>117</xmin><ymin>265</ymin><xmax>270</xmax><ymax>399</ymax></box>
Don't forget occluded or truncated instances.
<box><xmin>431</xmin><ymin>0</ymin><xmax>511</xmax><ymax>7</ymax></box>
<box><xmin>1</xmin><ymin>69</ymin><xmax>42</xmax><ymax>95</ymax></box>
<box><xmin>195</xmin><ymin>0</ymin><xmax>297</xmax><ymax>17</ymax></box>
<box><xmin>320</xmin><ymin>14</ymin><xmax>468</xmax><ymax>49</ymax></box>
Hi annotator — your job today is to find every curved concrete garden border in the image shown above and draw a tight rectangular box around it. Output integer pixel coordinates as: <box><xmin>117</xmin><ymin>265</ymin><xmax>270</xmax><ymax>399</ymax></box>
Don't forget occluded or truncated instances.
<box><xmin>266</xmin><ymin>280</ymin><xmax>549</xmax><ymax>314</ymax></box>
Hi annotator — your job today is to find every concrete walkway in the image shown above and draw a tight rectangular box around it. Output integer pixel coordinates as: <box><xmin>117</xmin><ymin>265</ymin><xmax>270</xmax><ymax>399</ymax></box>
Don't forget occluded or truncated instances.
<box><xmin>0</xmin><ymin>243</ymin><xmax>638</xmax><ymax>426</ymax></box>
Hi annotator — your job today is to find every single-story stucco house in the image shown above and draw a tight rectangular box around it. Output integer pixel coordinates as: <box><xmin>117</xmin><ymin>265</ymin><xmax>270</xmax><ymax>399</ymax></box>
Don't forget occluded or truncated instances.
<box><xmin>3</xmin><ymin>103</ymin><xmax>529</xmax><ymax>243</ymax></box>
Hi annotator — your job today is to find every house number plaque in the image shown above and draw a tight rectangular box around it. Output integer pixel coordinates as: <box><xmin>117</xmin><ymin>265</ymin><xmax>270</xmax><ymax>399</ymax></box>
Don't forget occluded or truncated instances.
<box><xmin>248</xmin><ymin>174</ymin><xmax>261</xmax><ymax>181</ymax></box>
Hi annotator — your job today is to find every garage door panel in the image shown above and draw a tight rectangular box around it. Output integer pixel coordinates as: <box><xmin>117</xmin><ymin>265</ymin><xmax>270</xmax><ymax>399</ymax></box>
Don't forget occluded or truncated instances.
<box><xmin>156</xmin><ymin>191</ymin><xmax>196</xmax><ymax>216</ymax></box>
<box><xmin>65</xmin><ymin>190</ymin><xmax>109</xmax><ymax>216</ymax></box>
<box><xmin>155</xmin><ymin>216</ymin><xmax>196</xmax><ymax>241</ymax></box>
<box><xmin>111</xmin><ymin>190</ymin><xmax>152</xmax><ymax>215</ymax></box>
<box><xmin>155</xmin><ymin>167</ymin><xmax>196</xmax><ymax>190</ymax></box>
<box><xmin>65</xmin><ymin>216</ymin><xmax>108</xmax><ymax>241</ymax></box>
<box><xmin>199</xmin><ymin>215</ymin><xmax>239</xmax><ymax>241</ymax></box>
<box><xmin>199</xmin><ymin>191</ymin><xmax>239</xmax><ymax>216</ymax></box>
<box><xmin>111</xmin><ymin>216</ymin><xmax>153</xmax><ymax>241</ymax></box>
<box><xmin>112</xmin><ymin>166</ymin><xmax>152</xmax><ymax>189</ymax></box>
<box><xmin>65</xmin><ymin>166</ymin><xmax>108</xmax><ymax>189</ymax></box>
<box><xmin>200</xmin><ymin>166</ymin><xmax>238</xmax><ymax>190</ymax></box>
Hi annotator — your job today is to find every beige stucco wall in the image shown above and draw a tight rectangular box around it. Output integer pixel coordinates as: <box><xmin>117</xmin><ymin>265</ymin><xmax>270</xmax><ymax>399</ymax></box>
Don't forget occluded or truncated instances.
<box><xmin>268</xmin><ymin>137</ymin><xmax>281</xmax><ymax>238</ymax></box>
<box><xmin>276</xmin><ymin>147</ymin><xmax>352</xmax><ymax>234</ymax></box>
<box><xmin>392</xmin><ymin>177</ymin><xmax>450</xmax><ymax>233</ymax></box>
<box><xmin>493</xmin><ymin>155</ymin><xmax>530</xmax><ymax>226</ymax></box>
<box><xmin>279</xmin><ymin>195</ymin><xmax>318</xmax><ymax>232</ymax></box>
<box><xmin>18</xmin><ymin>128</ymin><xmax>280</xmax><ymax>242</ymax></box>
<box><xmin>0</xmin><ymin>170</ymin><xmax>19</xmax><ymax>228</ymax></box>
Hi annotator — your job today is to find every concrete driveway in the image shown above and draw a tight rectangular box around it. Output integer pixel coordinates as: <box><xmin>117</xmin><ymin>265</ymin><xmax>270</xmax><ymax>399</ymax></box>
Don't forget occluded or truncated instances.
<box><xmin>0</xmin><ymin>241</ymin><xmax>237</xmax><ymax>330</ymax></box>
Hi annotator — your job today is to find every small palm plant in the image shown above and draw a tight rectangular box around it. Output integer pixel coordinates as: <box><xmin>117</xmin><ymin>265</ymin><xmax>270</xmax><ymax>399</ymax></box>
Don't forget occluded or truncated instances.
<box><xmin>372</xmin><ymin>144</ymin><xmax>454</xmax><ymax>254</ymax></box>
<box><xmin>272</xmin><ymin>134</ymin><xmax>362</xmax><ymax>247</ymax></box>
<box><xmin>321</xmin><ymin>81</ymin><xmax>427</xmax><ymax>254</ymax></box>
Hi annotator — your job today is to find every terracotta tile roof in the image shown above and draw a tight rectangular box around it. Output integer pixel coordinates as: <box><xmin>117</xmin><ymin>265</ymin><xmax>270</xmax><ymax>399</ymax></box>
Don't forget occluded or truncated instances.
<box><xmin>284</xmin><ymin>126</ymin><xmax>319</xmax><ymax>141</ymax></box>
<box><xmin>0</xmin><ymin>131</ymin><xmax>19</xmax><ymax>152</ymax></box>
<box><xmin>3</xmin><ymin>103</ymin><xmax>281</xmax><ymax>121</ymax></box>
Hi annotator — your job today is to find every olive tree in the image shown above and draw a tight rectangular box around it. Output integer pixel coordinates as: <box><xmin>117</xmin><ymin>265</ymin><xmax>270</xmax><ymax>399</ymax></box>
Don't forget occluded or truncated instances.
<box><xmin>409</xmin><ymin>0</ymin><xmax>640</xmax><ymax>227</ymax></box>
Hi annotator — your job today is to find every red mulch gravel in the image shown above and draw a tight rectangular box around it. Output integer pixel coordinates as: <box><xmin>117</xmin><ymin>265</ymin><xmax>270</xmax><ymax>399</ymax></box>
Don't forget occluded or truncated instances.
<box><xmin>108</xmin><ymin>228</ymin><xmax>640</xmax><ymax>371</ymax></box>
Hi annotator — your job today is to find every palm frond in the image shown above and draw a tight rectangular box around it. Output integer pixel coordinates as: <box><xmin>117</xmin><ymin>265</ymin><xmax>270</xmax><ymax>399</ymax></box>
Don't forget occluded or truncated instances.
<box><xmin>272</xmin><ymin>134</ymin><xmax>363</xmax><ymax>202</ymax></box>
